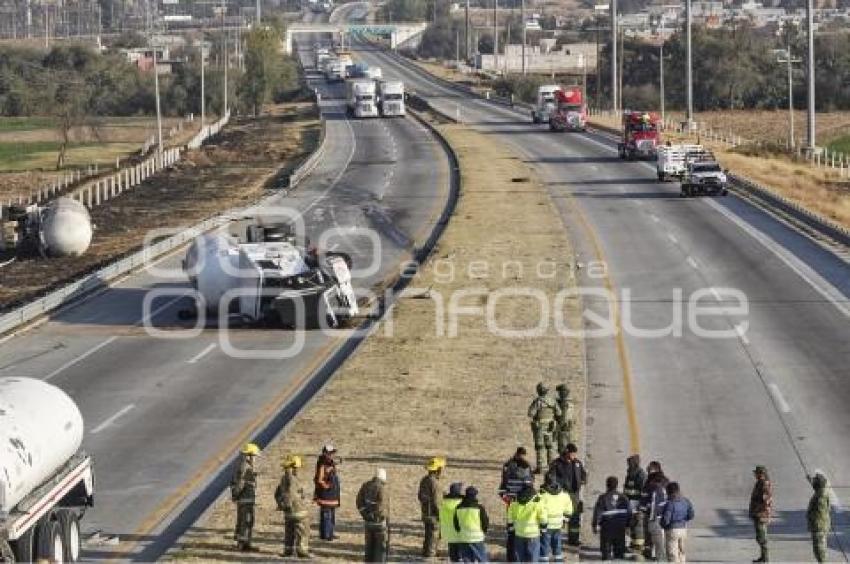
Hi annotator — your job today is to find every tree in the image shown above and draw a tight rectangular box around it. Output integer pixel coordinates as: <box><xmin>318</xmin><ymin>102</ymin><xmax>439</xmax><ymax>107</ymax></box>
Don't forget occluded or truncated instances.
<box><xmin>239</xmin><ymin>26</ymin><xmax>285</xmax><ymax>116</ymax></box>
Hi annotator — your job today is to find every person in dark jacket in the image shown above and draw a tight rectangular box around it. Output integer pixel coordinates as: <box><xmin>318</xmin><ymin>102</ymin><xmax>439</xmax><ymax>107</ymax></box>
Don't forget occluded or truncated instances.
<box><xmin>749</xmin><ymin>466</ymin><xmax>773</xmax><ymax>563</ymax></box>
<box><xmin>548</xmin><ymin>443</ymin><xmax>587</xmax><ymax>546</ymax></box>
<box><xmin>592</xmin><ymin>476</ymin><xmax>632</xmax><ymax>560</ymax></box>
<box><xmin>314</xmin><ymin>444</ymin><xmax>341</xmax><ymax>541</ymax></box>
<box><xmin>500</xmin><ymin>447</ymin><xmax>534</xmax><ymax>560</ymax></box>
<box><xmin>661</xmin><ymin>482</ymin><xmax>694</xmax><ymax>562</ymax></box>
<box><xmin>419</xmin><ymin>457</ymin><xmax>446</xmax><ymax>557</ymax></box>
<box><xmin>453</xmin><ymin>486</ymin><xmax>490</xmax><ymax>562</ymax></box>
<box><xmin>624</xmin><ymin>455</ymin><xmax>647</xmax><ymax>552</ymax></box>
<box><xmin>640</xmin><ymin>461</ymin><xmax>668</xmax><ymax>560</ymax></box>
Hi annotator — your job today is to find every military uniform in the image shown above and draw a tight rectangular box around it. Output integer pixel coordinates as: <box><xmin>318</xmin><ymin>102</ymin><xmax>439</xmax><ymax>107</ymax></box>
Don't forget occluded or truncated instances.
<box><xmin>357</xmin><ymin>474</ymin><xmax>390</xmax><ymax>563</ymax></box>
<box><xmin>749</xmin><ymin>467</ymin><xmax>773</xmax><ymax>563</ymax></box>
<box><xmin>807</xmin><ymin>474</ymin><xmax>831</xmax><ymax>563</ymax></box>
<box><xmin>231</xmin><ymin>454</ymin><xmax>258</xmax><ymax>551</ymax></box>
<box><xmin>528</xmin><ymin>383</ymin><xmax>562</xmax><ymax>473</ymax></box>
<box><xmin>624</xmin><ymin>455</ymin><xmax>647</xmax><ymax>552</ymax></box>
<box><xmin>418</xmin><ymin>471</ymin><xmax>442</xmax><ymax>557</ymax></box>
<box><xmin>554</xmin><ymin>385</ymin><xmax>574</xmax><ymax>454</ymax></box>
<box><xmin>275</xmin><ymin>465</ymin><xmax>310</xmax><ymax>557</ymax></box>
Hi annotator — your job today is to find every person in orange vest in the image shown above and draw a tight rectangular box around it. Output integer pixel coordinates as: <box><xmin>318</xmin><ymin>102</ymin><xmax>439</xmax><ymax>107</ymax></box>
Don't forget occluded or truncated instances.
<box><xmin>313</xmin><ymin>444</ymin><xmax>340</xmax><ymax>540</ymax></box>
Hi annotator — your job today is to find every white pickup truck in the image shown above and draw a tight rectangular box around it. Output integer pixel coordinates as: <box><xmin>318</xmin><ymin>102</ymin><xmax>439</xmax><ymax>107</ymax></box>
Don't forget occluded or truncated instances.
<box><xmin>1</xmin><ymin>378</ymin><xmax>94</xmax><ymax>562</ymax></box>
<box><xmin>656</xmin><ymin>144</ymin><xmax>704</xmax><ymax>181</ymax></box>
<box><xmin>680</xmin><ymin>151</ymin><xmax>729</xmax><ymax>197</ymax></box>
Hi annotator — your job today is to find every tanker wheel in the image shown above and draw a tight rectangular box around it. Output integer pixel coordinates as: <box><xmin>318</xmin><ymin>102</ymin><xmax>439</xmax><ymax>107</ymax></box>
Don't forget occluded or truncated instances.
<box><xmin>57</xmin><ymin>510</ymin><xmax>82</xmax><ymax>562</ymax></box>
<box><xmin>36</xmin><ymin>519</ymin><xmax>63</xmax><ymax>563</ymax></box>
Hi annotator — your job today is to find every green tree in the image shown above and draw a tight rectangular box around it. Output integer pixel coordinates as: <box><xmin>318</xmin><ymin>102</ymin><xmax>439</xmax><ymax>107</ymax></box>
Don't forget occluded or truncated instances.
<box><xmin>238</xmin><ymin>26</ymin><xmax>285</xmax><ymax>116</ymax></box>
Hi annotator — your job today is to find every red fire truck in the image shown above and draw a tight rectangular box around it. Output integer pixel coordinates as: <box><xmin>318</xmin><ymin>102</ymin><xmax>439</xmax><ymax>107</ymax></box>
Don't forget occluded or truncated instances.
<box><xmin>549</xmin><ymin>87</ymin><xmax>587</xmax><ymax>132</ymax></box>
<box><xmin>617</xmin><ymin>110</ymin><xmax>661</xmax><ymax>160</ymax></box>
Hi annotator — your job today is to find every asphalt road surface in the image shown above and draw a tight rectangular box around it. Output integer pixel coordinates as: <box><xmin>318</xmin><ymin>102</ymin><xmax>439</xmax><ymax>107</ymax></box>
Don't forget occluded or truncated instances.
<box><xmin>0</xmin><ymin>32</ymin><xmax>449</xmax><ymax>560</ymax></box>
<box><xmin>352</xmin><ymin>39</ymin><xmax>850</xmax><ymax>561</ymax></box>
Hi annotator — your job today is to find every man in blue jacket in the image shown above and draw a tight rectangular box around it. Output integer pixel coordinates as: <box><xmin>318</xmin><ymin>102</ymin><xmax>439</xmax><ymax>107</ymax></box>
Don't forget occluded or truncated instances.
<box><xmin>660</xmin><ymin>482</ymin><xmax>694</xmax><ymax>562</ymax></box>
<box><xmin>592</xmin><ymin>476</ymin><xmax>632</xmax><ymax>560</ymax></box>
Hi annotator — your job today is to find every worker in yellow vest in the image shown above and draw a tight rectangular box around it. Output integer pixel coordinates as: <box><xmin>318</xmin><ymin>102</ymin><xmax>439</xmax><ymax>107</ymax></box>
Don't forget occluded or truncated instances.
<box><xmin>453</xmin><ymin>486</ymin><xmax>489</xmax><ymax>562</ymax></box>
<box><xmin>439</xmin><ymin>482</ymin><xmax>465</xmax><ymax>561</ymax></box>
<box><xmin>507</xmin><ymin>485</ymin><xmax>547</xmax><ymax>562</ymax></box>
<box><xmin>539</xmin><ymin>478</ymin><xmax>574</xmax><ymax>562</ymax></box>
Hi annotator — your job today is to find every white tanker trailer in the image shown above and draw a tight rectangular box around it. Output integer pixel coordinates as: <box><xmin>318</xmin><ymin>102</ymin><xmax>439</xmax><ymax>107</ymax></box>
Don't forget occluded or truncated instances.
<box><xmin>0</xmin><ymin>378</ymin><xmax>94</xmax><ymax>562</ymax></box>
<box><xmin>8</xmin><ymin>197</ymin><xmax>93</xmax><ymax>258</ymax></box>
<box><xmin>183</xmin><ymin>217</ymin><xmax>359</xmax><ymax>328</ymax></box>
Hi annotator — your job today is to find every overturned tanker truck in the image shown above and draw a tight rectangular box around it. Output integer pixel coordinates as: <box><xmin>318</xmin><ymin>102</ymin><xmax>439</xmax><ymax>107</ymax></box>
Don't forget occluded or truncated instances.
<box><xmin>183</xmin><ymin>217</ymin><xmax>359</xmax><ymax>328</ymax></box>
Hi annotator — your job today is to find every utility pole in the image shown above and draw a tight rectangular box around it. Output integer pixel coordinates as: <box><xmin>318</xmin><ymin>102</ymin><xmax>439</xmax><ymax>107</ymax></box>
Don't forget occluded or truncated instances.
<box><xmin>456</xmin><ymin>28</ymin><xmax>460</xmax><ymax>68</ymax></box>
<box><xmin>685</xmin><ymin>0</ymin><xmax>694</xmax><ymax>129</ymax></box>
<box><xmin>777</xmin><ymin>44</ymin><xmax>801</xmax><ymax>149</ymax></box>
<box><xmin>153</xmin><ymin>47</ymin><xmax>163</xmax><ymax>154</ymax></box>
<box><xmin>466</xmin><ymin>0</ymin><xmax>470</xmax><ymax>60</ymax></box>
<box><xmin>493</xmin><ymin>0</ymin><xmax>498</xmax><ymax>73</ymax></box>
<box><xmin>659</xmin><ymin>41</ymin><xmax>665</xmax><ymax>123</ymax></box>
<box><xmin>521</xmin><ymin>0</ymin><xmax>526</xmax><ymax>75</ymax></box>
<box><xmin>256</xmin><ymin>0</ymin><xmax>261</xmax><ymax>25</ymax></box>
<box><xmin>200</xmin><ymin>40</ymin><xmax>206</xmax><ymax>126</ymax></box>
<box><xmin>618</xmin><ymin>26</ymin><xmax>623</xmax><ymax>111</ymax></box>
<box><xmin>610</xmin><ymin>0</ymin><xmax>617</xmax><ymax>112</ymax></box>
<box><xmin>805</xmin><ymin>0</ymin><xmax>815</xmax><ymax>151</ymax></box>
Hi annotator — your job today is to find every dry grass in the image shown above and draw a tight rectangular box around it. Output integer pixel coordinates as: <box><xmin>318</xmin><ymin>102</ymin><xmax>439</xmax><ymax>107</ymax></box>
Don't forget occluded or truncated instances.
<box><xmin>0</xmin><ymin>102</ymin><xmax>319</xmax><ymax>311</ymax></box>
<box><xmin>588</xmin><ymin>113</ymin><xmax>850</xmax><ymax>231</ymax></box>
<box><xmin>167</xmin><ymin>119</ymin><xmax>585</xmax><ymax>562</ymax></box>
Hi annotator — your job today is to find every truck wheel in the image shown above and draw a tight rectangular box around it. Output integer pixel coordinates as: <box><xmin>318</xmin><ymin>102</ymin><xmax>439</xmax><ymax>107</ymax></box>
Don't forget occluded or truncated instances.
<box><xmin>657</xmin><ymin>171</ymin><xmax>665</xmax><ymax>181</ymax></box>
<box><xmin>57</xmin><ymin>510</ymin><xmax>82</xmax><ymax>562</ymax></box>
<box><xmin>36</xmin><ymin>519</ymin><xmax>63</xmax><ymax>563</ymax></box>
<box><xmin>11</xmin><ymin>528</ymin><xmax>35</xmax><ymax>562</ymax></box>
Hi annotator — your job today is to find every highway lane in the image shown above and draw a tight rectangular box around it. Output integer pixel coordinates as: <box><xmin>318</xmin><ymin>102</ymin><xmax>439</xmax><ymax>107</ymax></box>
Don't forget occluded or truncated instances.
<box><xmin>0</xmin><ymin>39</ymin><xmax>449</xmax><ymax>558</ymax></box>
<box><xmin>357</xmin><ymin>44</ymin><xmax>850</xmax><ymax>560</ymax></box>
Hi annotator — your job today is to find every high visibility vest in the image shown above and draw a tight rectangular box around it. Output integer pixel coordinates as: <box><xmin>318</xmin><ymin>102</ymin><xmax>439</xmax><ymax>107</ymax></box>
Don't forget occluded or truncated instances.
<box><xmin>540</xmin><ymin>491</ymin><xmax>573</xmax><ymax>530</ymax></box>
<box><xmin>439</xmin><ymin>497</ymin><xmax>463</xmax><ymax>544</ymax></box>
<box><xmin>455</xmin><ymin>506</ymin><xmax>486</xmax><ymax>543</ymax></box>
<box><xmin>508</xmin><ymin>498</ymin><xmax>547</xmax><ymax>539</ymax></box>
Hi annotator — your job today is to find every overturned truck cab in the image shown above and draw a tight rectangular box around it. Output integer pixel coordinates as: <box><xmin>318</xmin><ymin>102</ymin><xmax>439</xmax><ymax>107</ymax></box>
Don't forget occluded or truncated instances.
<box><xmin>183</xmin><ymin>218</ymin><xmax>359</xmax><ymax>329</ymax></box>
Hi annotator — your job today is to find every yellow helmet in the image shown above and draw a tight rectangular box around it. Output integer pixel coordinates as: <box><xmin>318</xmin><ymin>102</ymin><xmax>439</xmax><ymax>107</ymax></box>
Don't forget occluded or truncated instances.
<box><xmin>241</xmin><ymin>443</ymin><xmax>261</xmax><ymax>456</ymax></box>
<box><xmin>282</xmin><ymin>454</ymin><xmax>303</xmax><ymax>469</ymax></box>
<box><xmin>426</xmin><ymin>456</ymin><xmax>446</xmax><ymax>472</ymax></box>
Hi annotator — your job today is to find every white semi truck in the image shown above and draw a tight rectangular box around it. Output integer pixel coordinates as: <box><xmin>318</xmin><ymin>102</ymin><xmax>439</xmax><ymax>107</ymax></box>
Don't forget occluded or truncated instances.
<box><xmin>0</xmin><ymin>378</ymin><xmax>94</xmax><ymax>562</ymax></box>
<box><xmin>530</xmin><ymin>84</ymin><xmax>561</xmax><ymax>124</ymax></box>
<box><xmin>346</xmin><ymin>79</ymin><xmax>378</xmax><ymax>118</ymax></box>
<box><xmin>377</xmin><ymin>81</ymin><xmax>405</xmax><ymax>117</ymax></box>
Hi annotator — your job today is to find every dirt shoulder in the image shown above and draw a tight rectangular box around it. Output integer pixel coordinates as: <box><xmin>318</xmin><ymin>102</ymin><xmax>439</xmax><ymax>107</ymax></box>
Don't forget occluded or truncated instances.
<box><xmin>167</xmin><ymin>119</ymin><xmax>585</xmax><ymax>561</ymax></box>
<box><xmin>0</xmin><ymin>102</ymin><xmax>319</xmax><ymax>312</ymax></box>
<box><xmin>588</xmin><ymin>113</ymin><xmax>850</xmax><ymax>232</ymax></box>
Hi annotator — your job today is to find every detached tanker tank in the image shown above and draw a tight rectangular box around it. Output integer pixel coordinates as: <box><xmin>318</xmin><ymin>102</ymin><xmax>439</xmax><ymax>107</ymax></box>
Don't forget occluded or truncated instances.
<box><xmin>39</xmin><ymin>197</ymin><xmax>93</xmax><ymax>257</ymax></box>
<box><xmin>0</xmin><ymin>377</ymin><xmax>94</xmax><ymax>563</ymax></box>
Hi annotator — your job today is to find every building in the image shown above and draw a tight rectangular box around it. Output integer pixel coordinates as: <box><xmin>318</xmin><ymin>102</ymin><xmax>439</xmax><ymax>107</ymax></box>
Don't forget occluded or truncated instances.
<box><xmin>476</xmin><ymin>42</ymin><xmax>597</xmax><ymax>75</ymax></box>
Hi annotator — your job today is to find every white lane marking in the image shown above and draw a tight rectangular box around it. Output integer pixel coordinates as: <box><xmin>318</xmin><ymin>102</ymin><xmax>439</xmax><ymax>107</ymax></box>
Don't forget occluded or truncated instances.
<box><xmin>44</xmin><ymin>336</ymin><xmax>118</xmax><ymax>381</ymax></box>
<box><xmin>706</xmin><ymin>200</ymin><xmax>850</xmax><ymax>319</ymax></box>
<box><xmin>187</xmin><ymin>343</ymin><xmax>216</xmax><ymax>364</ymax></box>
<box><xmin>90</xmin><ymin>404</ymin><xmax>135</xmax><ymax>434</ymax></box>
<box><xmin>686</xmin><ymin>256</ymin><xmax>699</xmax><ymax>269</ymax></box>
<box><xmin>735</xmin><ymin>323</ymin><xmax>751</xmax><ymax>345</ymax></box>
<box><xmin>667</xmin><ymin>232</ymin><xmax>678</xmax><ymax>244</ymax></box>
<box><xmin>650</xmin><ymin>214</ymin><xmax>660</xmax><ymax>223</ymax></box>
<box><xmin>710</xmin><ymin>287</ymin><xmax>722</xmax><ymax>301</ymax></box>
<box><xmin>768</xmin><ymin>383</ymin><xmax>792</xmax><ymax>414</ymax></box>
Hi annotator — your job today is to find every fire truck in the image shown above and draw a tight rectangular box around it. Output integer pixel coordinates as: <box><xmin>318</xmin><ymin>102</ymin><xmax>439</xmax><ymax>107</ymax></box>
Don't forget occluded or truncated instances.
<box><xmin>617</xmin><ymin>110</ymin><xmax>661</xmax><ymax>160</ymax></box>
<box><xmin>548</xmin><ymin>88</ymin><xmax>587</xmax><ymax>132</ymax></box>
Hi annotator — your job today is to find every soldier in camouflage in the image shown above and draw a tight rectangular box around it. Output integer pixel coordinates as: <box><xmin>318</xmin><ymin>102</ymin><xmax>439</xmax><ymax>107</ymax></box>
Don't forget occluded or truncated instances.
<box><xmin>527</xmin><ymin>382</ymin><xmax>561</xmax><ymax>474</ymax></box>
<box><xmin>807</xmin><ymin>472</ymin><xmax>831</xmax><ymax>563</ymax></box>
<box><xmin>554</xmin><ymin>384</ymin><xmax>574</xmax><ymax>454</ymax></box>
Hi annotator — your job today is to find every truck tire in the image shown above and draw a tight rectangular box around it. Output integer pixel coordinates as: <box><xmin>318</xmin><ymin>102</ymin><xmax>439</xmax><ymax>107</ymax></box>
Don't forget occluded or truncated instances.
<box><xmin>36</xmin><ymin>519</ymin><xmax>63</xmax><ymax>563</ymax></box>
<box><xmin>657</xmin><ymin>171</ymin><xmax>665</xmax><ymax>181</ymax></box>
<box><xmin>57</xmin><ymin>510</ymin><xmax>82</xmax><ymax>562</ymax></box>
<box><xmin>11</xmin><ymin>528</ymin><xmax>35</xmax><ymax>563</ymax></box>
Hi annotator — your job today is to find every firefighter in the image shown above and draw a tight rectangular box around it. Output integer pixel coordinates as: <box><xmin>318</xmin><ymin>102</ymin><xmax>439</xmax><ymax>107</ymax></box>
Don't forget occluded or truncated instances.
<box><xmin>230</xmin><ymin>443</ymin><xmax>260</xmax><ymax>551</ymax></box>
<box><xmin>357</xmin><ymin>468</ymin><xmax>391</xmax><ymax>562</ymax></box>
<box><xmin>592</xmin><ymin>476</ymin><xmax>631</xmax><ymax>561</ymax></box>
<box><xmin>624</xmin><ymin>455</ymin><xmax>647</xmax><ymax>552</ymax></box>
<box><xmin>275</xmin><ymin>454</ymin><xmax>310</xmax><ymax>558</ymax></box>
<box><xmin>314</xmin><ymin>444</ymin><xmax>341</xmax><ymax>541</ymax></box>
<box><xmin>418</xmin><ymin>456</ymin><xmax>446</xmax><ymax>557</ymax></box>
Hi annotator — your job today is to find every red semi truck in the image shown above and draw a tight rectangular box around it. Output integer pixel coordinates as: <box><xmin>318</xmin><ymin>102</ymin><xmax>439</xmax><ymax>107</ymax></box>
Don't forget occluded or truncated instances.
<box><xmin>549</xmin><ymin>88</ymin><xmax>587</xmax><ymax>132</ymax></box>
<box><xmin>617</xmin><ymin>110</ymin><xmax>661</xmax><ymax>160</ymax></box>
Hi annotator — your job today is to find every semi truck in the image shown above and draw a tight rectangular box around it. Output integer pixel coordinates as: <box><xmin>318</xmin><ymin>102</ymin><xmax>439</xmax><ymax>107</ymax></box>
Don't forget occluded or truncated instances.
<box><xmin>530</xmin><ymin>84</ymin><xmax>561</xmax><ymax>124</ymax></box>
<box><xmin>548</xmin><ymin>87</ymin><xmax>587</xmax><ymax>132</ymax></box>
<box><xmin>618</xmin><ymin>110</ymin><xmax>661</xmax><ymax>160</ymax></box>
<box><xmin>346</xmin><ymin>79</ymin><xmax>379</xmax><ymax>118</ymax></box>
<box><xmin>0</xmin><ymin>377</ymin><xmax>94</xmax><ymax>562</ymax></box>
<box><xmin>183</xmin><ymin>217</ymin><xmax>359</xmax><ymax>328</ymax></box>
<box><xmin>377</xmin><ymin>81</ymin><xmax>405</xmax><ymax>117</ymax></box>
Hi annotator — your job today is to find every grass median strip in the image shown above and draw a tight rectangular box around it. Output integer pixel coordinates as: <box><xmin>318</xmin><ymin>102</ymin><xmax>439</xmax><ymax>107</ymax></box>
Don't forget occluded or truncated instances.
<box><xmin>168</xmin><ymin>120</ymin><xmax>584</xmax><ymax>561</ymax></box>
